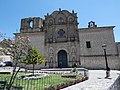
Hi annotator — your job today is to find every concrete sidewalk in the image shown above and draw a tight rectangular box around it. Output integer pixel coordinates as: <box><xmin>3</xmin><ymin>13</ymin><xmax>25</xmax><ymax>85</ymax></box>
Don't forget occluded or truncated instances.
<box><xmin>61</xmin><ymin>70</ymin><xmax>120</xmax><ymax>90</ymax></box>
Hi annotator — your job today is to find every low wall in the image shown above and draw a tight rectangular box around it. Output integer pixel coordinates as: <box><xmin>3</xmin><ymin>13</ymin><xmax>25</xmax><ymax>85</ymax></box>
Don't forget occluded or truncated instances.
<box><xmin>40</xmin><ymin>68</ymin><xmax>89</xmax><ymax>78</ymax></box>
<box><xmin>0</xmin><ymin>67</ymin><xmax>13</xmax><ymax>74</ymax></box>
<box><xmin>108</xmin><ymin>75</ymin><xmax>120</xmax><ymax>90</ymax></box>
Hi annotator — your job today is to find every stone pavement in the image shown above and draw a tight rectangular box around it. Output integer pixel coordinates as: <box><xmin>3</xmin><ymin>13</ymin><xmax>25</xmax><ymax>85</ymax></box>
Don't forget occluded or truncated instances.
<box><xmin>61</xmin><ymin>70</ymin><xmax>120</xmax><ymax>90</ymax></box>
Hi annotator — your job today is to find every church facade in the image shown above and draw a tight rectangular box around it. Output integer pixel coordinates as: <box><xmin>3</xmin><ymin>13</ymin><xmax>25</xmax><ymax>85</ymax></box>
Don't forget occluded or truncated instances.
<box><xmin>16</xmin><ymin>9</ymin><xmax>120</xmax><ymax>69</ymax></box>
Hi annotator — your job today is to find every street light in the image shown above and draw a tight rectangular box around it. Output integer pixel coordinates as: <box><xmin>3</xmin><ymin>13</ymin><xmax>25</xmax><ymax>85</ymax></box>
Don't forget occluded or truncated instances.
<box><xmin>102</xmin><ymin>44</ymin><xmax>110</xmax><ymax>78</ymax></box>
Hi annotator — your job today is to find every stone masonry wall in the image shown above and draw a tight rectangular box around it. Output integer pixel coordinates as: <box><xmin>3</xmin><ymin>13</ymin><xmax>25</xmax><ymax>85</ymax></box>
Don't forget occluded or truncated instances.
<box><xmin>80</xmin><ymin>56</ymin><xmax>120</xmax><ymax>70</ymax></box>
<box><xmin>79</xmin><ymin>28</ymin><xmax>117</xmax><ymax>56</ymax></box>
<box><xmin>20</xmin><ymin>32</ymin><xmax>45</xmax><ymax>55</ymax></box>
<box><xmin>79</xmin><ymin>27</ymin><xmax>120</xmax><ymax>70</ymax></box>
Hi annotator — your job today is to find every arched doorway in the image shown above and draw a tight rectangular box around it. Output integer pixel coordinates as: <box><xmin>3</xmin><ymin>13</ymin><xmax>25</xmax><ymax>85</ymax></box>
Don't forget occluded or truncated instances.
<box><xmin>58</xmin><ymin>50</ymin><xmax>68</xmax><ymax>68</ymax></box>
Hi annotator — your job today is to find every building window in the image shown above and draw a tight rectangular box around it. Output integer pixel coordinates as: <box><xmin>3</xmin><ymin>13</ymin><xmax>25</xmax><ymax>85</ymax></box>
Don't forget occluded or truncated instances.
<box><xmin>29</xmin><ymin>21</ymin><xmax>33</xmax><ymax>28</ymax></box>
<box><xmin>58</xmin><ymin>29</ymin><xmax>65</xmax><ymax>37</ymax></box>
<box><xmin>86</xmin><ymin>41</ymin><xmax>91</xmax><ymax>48</ymax></box>
<box><xmin>58</xmin><ymin>17</ymin><xmax>64</xmax><ymax>24</ymax></box>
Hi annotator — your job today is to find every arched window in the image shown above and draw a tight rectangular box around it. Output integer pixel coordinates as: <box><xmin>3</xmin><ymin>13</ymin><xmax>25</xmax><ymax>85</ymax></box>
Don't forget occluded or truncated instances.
<box><xmin>29</xmin><ymin>21</ymin><xmax>33</xmax><ymax>28</ymax></box>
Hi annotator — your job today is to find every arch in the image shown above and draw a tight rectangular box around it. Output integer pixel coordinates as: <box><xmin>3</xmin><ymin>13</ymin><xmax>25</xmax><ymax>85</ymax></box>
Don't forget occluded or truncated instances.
<box><xmin>49</xmin><ymin>19</ymin><xmax>53</xmax><ymax>25</ymax></box>
<box><xmin>55</xmin><ymin>12</ymin><xmax>67</xmax><ymax>24</ymax></box>
<box><xmin>58</xmin><ymin>17</ymin><xmax>64</xmax><ymax>24</ymax></box>
<box><xmin>58</xmin><ymin>50</ymin><xmax>68</xmax><ymax>68</ymax></box>
<box><xmin>49</xmin><ymin>47</ymin><xmax>54</xmax><ymax>55</ymax></box>
<box><xmin>45</xmin><ymin>16</ymin><xmax>55</xmax><ymax>26</ymax></box>
<box><xmin>71</xmin><ymin>46</ymin><xmax>76</xmax><ymax>54</ymax></box>
<box><xmin>68</xmin><ymin>17</ymin><xmax>74</xmax><ymax>22</ymax></box>
<box><xmin>29</xmin><ymin>21</ymin><xmax>33</xmax><ymax>28</ymax></box>
<box><xmin>67</xmin><ymin>15</ymin><xmax>74</xmax><ymax>23</ymax></box>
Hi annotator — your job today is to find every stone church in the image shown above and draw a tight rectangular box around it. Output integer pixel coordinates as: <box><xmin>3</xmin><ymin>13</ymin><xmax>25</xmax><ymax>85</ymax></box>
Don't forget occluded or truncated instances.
<box><xmin>16</xmin><ymin>9</ymin><xmax>120</xmax><ymax>69</ymax></box>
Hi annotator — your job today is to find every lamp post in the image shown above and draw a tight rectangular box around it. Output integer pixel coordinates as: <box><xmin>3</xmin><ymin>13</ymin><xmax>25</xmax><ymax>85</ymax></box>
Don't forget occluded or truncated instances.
<box><xmin>102</xmin><ymin>44</ymin><xmax>110</xmax><ymax>78</ymax></box>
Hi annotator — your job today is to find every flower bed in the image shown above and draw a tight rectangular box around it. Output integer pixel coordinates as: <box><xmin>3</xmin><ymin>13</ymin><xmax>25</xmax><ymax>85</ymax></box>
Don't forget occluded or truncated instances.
<box><xmin>18</xmin><ymin>73</ymin><xmax>49</xmax><ymax>80</ymax></box>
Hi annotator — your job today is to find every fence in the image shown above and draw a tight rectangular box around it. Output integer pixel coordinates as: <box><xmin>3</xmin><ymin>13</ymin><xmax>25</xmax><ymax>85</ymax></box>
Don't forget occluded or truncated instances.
<box><xmin>0</xmin><ymin>74</ymin><xmax>54</xmax><ymax>90</ymax></box>
<box><xmin>0</xmin><ymin>68</ymin><xmax>88</xmax><ymax>90</ymax></box>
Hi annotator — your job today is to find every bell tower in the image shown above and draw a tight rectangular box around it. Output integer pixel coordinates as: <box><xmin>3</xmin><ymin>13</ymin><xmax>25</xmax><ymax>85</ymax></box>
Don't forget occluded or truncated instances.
<box><xmin>20</xmin><ymin>17</ymin><xmax>43</xmax><ymax>33</ymax></box>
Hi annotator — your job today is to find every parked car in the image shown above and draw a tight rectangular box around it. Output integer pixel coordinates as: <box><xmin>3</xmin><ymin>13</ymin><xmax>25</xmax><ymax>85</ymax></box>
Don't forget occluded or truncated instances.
<box><xmin>0</xmin><ymin>61</ymin><xmax>12</xmax><ymax>67</ymax></box>
<box><xmin>0</xmin><ymin>62</ymin><xmax>5</xmax><ymax>67</ymax></box>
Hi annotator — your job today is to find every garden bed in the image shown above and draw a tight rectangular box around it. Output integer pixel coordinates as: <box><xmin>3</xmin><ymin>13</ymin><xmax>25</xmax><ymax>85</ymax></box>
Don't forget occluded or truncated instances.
<box><xmin>0</xmin><ymin>68</ymin><xmax>88</xmax><ymax>90</ymax></box>
<box><xmin>18</xmin><ymin>73</ymin><xmax>49</xmax><ymax>80</ymax></box>
<box><xmin>0</xmin><ymin>73</ymin><xmax>78</xmax><ymax>90</ymax></box>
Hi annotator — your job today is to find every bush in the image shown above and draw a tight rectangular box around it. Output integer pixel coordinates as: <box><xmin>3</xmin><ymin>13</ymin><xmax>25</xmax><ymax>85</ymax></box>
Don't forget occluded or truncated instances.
<box><xmin>45</xmin><ymin>85</ymin><xmax>55</xmax><ymax>90</ymax></box>
<box><xmin>71</xmin><ymin>67</ymin><xmax>78</xmax><ymax>73</ymax></box>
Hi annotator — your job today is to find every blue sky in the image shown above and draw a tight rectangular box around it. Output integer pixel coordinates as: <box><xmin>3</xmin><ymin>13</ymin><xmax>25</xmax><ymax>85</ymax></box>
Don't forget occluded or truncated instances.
<box><xmin>0</xmin><ymin>0</ymin><xmax>120</xmax><ymax>41</ymax></box>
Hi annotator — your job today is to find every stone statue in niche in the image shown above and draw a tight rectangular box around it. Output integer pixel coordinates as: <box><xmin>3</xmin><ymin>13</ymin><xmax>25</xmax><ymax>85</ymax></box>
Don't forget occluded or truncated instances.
<box><xmin>71</xmin><ymin>48</ymin><xmax>76</xmax><ymax>54</ymax></box>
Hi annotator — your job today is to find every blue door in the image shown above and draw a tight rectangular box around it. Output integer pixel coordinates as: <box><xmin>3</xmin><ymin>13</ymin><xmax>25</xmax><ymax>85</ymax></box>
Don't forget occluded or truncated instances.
<box><xmin>58</xmin><ymin>50</ymin><xmax>68</xmax><ymax>68</ymax></box>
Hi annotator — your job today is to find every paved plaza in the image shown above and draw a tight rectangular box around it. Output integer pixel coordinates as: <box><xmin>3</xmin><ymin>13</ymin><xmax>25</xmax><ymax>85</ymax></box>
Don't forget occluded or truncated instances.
<box><xmin>61</xmin><ymin>70</ymin><xmax>120</xmax><ymax>90</ymax></box>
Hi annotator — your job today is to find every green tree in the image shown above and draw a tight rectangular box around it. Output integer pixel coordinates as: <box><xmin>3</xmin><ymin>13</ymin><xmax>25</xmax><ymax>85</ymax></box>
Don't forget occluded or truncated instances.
<box><xmin>22</xmin><ymin>48</ymin><xmax>46</xmax><ymax>75</ymax></box>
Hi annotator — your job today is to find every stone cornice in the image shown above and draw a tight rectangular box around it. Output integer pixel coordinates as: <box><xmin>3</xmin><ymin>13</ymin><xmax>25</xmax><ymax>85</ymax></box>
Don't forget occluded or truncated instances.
<box><xmin>14</xmin><ymin>31</ymin><xmax>44</xmax><ymax>35</ymax></box>
<box><xmin>79</xmin><ymin>26</ymin><xmax>115</xmax><ymax>31</ymax></box>
<box><xmin>80</xmin><ymin>54</ymin><xmax>118</xmax><ymax>57</ymax></box>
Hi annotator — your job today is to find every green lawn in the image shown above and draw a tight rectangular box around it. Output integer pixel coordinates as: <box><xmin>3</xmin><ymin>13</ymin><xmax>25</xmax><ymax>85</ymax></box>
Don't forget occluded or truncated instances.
<box><xmin>0</xmin><ymin>72</ymin><xmax>81</xmax><ymax>90</ymax></box>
